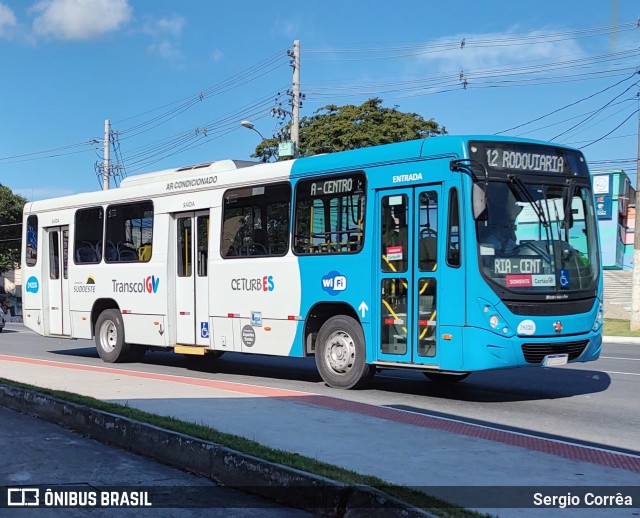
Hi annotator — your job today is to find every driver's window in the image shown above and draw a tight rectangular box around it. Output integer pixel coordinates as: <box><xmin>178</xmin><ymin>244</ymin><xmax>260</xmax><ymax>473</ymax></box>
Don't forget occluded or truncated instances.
<box><xmin>478</xmin><ymin>183</ymin><xmax>521</xmax><ymax>255</ymax></box>
<box><xmin>566</xmin><ymin>190</ymin><xmax>589</xmax><ymax>259</ymax></box>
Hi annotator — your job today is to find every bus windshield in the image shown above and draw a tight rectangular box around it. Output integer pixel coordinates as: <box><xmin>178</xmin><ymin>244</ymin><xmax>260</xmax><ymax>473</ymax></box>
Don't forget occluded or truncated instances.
<box><xmin>476</xmin><ymin>180</ymin><xmax>599</xmax><ymax>293</ymax></box>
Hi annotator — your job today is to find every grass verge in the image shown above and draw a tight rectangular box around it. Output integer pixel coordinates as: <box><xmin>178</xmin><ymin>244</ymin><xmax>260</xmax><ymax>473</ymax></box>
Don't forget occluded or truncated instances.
<box><xmin>604</xmin><ymin>318</ymin><xmax>640</xmax><ymax>337</ymax></box>
<box><xmin>0</xmin><ymin>377</ymin><xmax>492</xmax><ymax>518</ymax></box>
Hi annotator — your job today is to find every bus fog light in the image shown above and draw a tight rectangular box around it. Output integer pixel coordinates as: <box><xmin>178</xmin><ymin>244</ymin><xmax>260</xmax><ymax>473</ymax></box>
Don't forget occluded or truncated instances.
<box><xmin>592</xmin><ymin>302</ymin><xmax>604</xmax><ymax>332</ymax></box>
<box><xmin>489</xmin><ymin>315</ymin><xmax>499</xmax><ymax>328</ymax></box>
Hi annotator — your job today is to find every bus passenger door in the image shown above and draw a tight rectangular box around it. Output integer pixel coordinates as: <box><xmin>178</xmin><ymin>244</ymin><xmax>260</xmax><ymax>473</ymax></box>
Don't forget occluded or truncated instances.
<box><xmin>43</xmin><ymin>226</ymin><xmax>70</xmax><ymax>336</ymax></box>
<box><xmin>377</xmin><ymin>187</ymin><xmax>441</xmax><ymax>366</ymax></box>
<box><xmin>174</xmin><ymin>211</ymin><xmax>210</xmax><ymax>346</ymax></box>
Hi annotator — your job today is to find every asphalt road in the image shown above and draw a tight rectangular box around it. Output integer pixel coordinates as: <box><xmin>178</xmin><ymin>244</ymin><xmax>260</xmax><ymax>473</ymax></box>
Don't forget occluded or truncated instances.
<box><xmin>1</xmin><ymin>323</ymin><xmax>638</xmax><ymax>454</ymax></box>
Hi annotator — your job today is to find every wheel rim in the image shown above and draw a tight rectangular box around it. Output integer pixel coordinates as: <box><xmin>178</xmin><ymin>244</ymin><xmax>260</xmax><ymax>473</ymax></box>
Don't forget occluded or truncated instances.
<box><xmin>99</xmin><ymin>320</ymin><xmax>118</xmax><ymax>353</ymax></box>
<box><xmin>324</xmin><ymin>330</ymin><xmax>355</xmax><ymax>375</ymax></box>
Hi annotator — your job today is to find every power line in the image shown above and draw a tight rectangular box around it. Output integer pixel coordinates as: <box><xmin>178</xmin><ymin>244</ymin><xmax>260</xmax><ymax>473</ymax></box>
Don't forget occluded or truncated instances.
<box><xmin>115</xmin><ymin>50</ymin><xmax>289</xmax><ymax>137</ymax></box>
<box><xmin>2</xmin><ymin>21</ymin><xmax>638</xmax><ymax>173</ymax></box>
<box><xmin>120</xmin><ymin>90</ymin><xmax>284</xmax><ymax>172</ymax></box>
<box><xmin>0</xmin><ymin>51</ymin><xmax>290</xmax><ymax>168</ymax></box>
<box><xmin>304</xmin><ymin>22</ymin><xmax>639</xmax><ymax>60</ymax></box>
<box><xmin>494</xmin><ymin>71</ymin><xmax>639</xmax><ymax>135</ymax></box>
<box><xmin>0</xmin><ymin>141</ymin><xmax>98</xmax><ymax>164</ymax></box>
<box><xmin>579</xmin><ymin>108</ymin><xmax>640</xmax><ymax>149</ymax></box>
<box><xmin>513</xmin><ymin>98</ymin><xmax>636</xmax><ymax>137</ymax></box>
<box><xmin>550</xmin><ymin>78</ymin><xmax>639</xmax><ymax>141</ymax></box>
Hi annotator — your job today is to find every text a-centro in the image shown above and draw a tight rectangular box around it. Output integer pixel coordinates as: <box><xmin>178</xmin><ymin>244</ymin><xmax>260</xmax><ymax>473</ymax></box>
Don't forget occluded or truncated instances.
<box><xmin>22</xmin><ymin>136</ymin><xmax>603</xmax><ymax>389</ymax></box>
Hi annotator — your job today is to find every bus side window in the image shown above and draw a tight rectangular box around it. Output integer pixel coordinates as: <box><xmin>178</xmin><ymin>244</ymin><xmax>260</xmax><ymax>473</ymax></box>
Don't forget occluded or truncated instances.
<box><xmin>196</xmin><ymin>215</ymin><xmax>208</xmax><ymax>276</ymax></box>
<box><xmin>74</xmin><ymin>207</ymin><xmax>103</xmax><ymax>264</ymax></box>
<box><xmin>446</xmin><ymin>188</ymin><xmax>461</xmax><ymax>267</ymax></box>
<box><xmin>294</xmin><ymin>172</ymin><xmax>366</xmax><ymax>255</ymax></box>
<box><xmin>106</xmin><ymin>201</ymin><xmax>154</xmax><ymax>263</ymax></box>
<box><xmin>381</xmin><ymin>194</ymin><xmax>408</xmax><ymax>272</ymax></box>
<box><xmin>49</xmin><ymin>231</ymin><xmax>60</xmax><ymax>279</ymax></box>
<box><xmin>418</xmin><ymin>230</ymin><xmax>437</xmax><ymax>272</ymax></box>
<box><xmin>25</xmin><ymin>215</ymin><xmax>38</xmax><ymax>266</ymax></box>
<box><xmin>418</xmin><ymin>191</ymin><xmax>438</xmax><ymax>272</ymax></box>
<box><xmin>221</xmin><ymin>183</ymin><xmax>291</xmax><ymax>259</ymax></box>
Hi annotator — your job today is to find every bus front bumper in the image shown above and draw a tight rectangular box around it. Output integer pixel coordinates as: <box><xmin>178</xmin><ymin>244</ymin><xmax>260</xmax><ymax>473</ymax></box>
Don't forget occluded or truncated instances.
<box><xmin>460</xmin><ymin>327</ymin><xmax>602</xmax><ymax>372</ymax></box>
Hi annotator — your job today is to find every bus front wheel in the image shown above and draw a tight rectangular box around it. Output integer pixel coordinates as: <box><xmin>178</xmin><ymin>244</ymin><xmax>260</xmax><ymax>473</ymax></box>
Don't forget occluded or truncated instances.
<box><xmin>315</xmin><ymin>315</ymin><xmax>375</xmax><ymax>389</ymax></box>
<box><xmin>95</xmin><ymin>309</ymin><xmax>145</xmax><ymax>363</ymax></box>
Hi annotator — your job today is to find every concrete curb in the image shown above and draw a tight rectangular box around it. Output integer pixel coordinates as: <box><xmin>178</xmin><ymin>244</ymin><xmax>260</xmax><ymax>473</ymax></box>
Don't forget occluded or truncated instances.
<box><xmin>602</xmin><ymin>336</ymin><xmax>640</xmax><ymax>344</ymax></box>
<box><xmin>0</xmin><ymin>384</ymin><xmax>436</xmax><ymax>517</ymax></box>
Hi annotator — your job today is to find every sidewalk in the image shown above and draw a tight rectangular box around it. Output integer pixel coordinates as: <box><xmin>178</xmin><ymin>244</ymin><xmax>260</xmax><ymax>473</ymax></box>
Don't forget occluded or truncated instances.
<box><xmin>0</xmin><ymin>405</ymin><xmax>309</xmax><ymax>516</ymax></box>
<box><xmin>0</xmin><ymin>345</ymin><xmax>639</xmax><ymax>516</ymax></box>
<box><xmin>603</xmin><ymin>269</ymin><xmax>632</xmax><ymax>320</ymax></box>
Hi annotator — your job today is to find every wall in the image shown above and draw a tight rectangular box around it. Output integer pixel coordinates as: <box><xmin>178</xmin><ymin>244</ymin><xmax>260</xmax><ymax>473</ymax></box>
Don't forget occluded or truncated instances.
<box><xmin>591</xmin><ymin>169</ymin><xmax>634</xmax><ymax>270</ymax></box>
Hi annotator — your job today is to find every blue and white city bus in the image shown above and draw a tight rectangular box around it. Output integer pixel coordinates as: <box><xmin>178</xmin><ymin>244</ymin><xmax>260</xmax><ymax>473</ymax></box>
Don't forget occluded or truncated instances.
<box><xmin>21</xmin><ymin>135</ymin><xmax>603</xmax><ymax>388</ymax></box>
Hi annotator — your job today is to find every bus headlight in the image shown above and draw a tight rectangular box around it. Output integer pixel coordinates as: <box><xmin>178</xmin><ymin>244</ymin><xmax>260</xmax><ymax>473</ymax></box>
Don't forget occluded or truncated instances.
<box><xmin>478</xmin><ymin>298</ymin><xmax>513</xmax><ymax>336</ymax></box>
<box><xmin>592</xmin><ymin>301</ymin><xmax>604</xmax><ymax>332</ymax></box>
<box><xmin>489</xmin><ymin>315</ymin><xmax>500</xmax><ymax>328</ymax></box>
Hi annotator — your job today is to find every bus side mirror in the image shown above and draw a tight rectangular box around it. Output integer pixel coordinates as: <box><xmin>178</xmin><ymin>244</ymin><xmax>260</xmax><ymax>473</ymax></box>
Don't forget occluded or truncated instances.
<box><xmin>472</xmin><ymin>183</ymin><xmax>487</xmax><ymax>221</ymax></box>
<box><xmin>566</xmin><ymin>208</ymin><xmax>577</xmax><ymax>229</ymax></box>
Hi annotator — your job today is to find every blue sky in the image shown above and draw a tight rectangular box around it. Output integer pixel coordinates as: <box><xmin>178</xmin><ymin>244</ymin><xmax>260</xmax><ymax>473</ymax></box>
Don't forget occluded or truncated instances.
<box><xmin>0</xmin><ymin>0</ymin><xmax>638</xmax><ymax>200</ymax></box>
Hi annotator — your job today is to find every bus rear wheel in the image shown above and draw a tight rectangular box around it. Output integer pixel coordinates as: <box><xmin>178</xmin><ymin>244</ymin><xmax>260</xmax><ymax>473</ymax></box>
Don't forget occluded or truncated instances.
<box><xmin>315</xmin><ymin>315</ymin><xmax>374</xmax><ymax>389</ymax></box>
<box><xmin>423</xmin><ymin>372</ymin><xmax>470</xmax><ymax>383</ymax></box>
<box><xmin>95</xmin><ymin>309</ymin><xmax>145</xmax><ymax>363</ymax></box>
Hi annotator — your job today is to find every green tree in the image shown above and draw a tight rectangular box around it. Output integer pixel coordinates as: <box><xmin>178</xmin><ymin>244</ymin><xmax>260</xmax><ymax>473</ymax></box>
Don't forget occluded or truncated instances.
<box><xmin>252</xmin><ymin>98</ymin><xmax>446</xmax><ymax>160</ymax></box>
<box><xmin>0</xmin><ymin>185</ymin><xmax>27</xmax><ymax>274</ymax></box>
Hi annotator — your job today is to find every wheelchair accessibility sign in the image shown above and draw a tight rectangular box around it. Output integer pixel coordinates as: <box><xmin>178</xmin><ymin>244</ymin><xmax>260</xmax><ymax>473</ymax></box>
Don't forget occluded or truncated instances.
<box><xmin>201</xmin><ymin>322</ymin><xmax>209</xmax><ymax>338</ymax></box>
<box><xmin>559</xmin><ymin>269</ymin><xmax>570</xmax><ymax>289</ymax></box>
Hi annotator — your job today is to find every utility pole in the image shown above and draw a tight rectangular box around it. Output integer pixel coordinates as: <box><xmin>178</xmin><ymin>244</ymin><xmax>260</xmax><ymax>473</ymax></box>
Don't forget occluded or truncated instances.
<box><xmin>291</xmin><ymin>39</ymin><xmax>300</xmax><ymax>157</ymax></box>
<box><xmin>631</xmin><ymin>94</ymin><xmax>640</xmax><ymax>330</ymax></box>
<box><xmin>103</xmin><ymin>119</ymin><xmax>110</xmax><ymax>190</ymax></box>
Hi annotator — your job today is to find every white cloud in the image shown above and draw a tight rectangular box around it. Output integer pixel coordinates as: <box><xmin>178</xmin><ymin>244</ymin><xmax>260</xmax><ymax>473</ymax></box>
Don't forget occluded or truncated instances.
<box><xmin>30</xmin><ymin>0</ymin><xmax>132</xmax><ymax>41</ymax></box>
<box><xmin>148</xmin><ymin>40</ymin><xmax>182</xmax><ymax>61</ymax></box>
<box><xmin>211</xmin><ymin>49</ymin><xmax>223</xmax><ymax>61</ymax></box>
<box><xmin>141</xmin><ymin>14</ymin><xmax>186</xmax><ymax>61</ymax></box>
<box><xmin>155</xmin><ymin>15</ymin><xmax>185</xmax><ymax>38</ymax></box>
<box><xmin>417</xmin><ymin>30</ymin><xmax>586</xmax><ymax>73</ymax></box>
<box><xmin>140</xmin><ymin>14</ymin><xmax>185</xmax><ymax>38</ymax></box>
<box><xmin>0</xmin><ymin>2</ymin><xmax>17</xmax><ymax>38</ymax></box>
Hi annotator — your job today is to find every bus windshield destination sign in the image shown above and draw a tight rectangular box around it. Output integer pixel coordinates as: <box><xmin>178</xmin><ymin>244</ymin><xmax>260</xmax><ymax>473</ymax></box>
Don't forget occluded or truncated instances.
<box><xmin>469</xmin><ymin>141</ymin><xmax>588</xmax><ymax>177</ymax></box>
<box><xmin>494</xmin><ymin>257</ymin><xmax>543</xmax><ymax>274</ymax></box>
<box><xmin>485</xmin><ymin>148</ymin><xmax>565</xmax><ymax>173</ymax></box>
<box><xmin>310</xmin><ymin>177</ymin><xmax>355</xmax><ymax>196</ymax></box>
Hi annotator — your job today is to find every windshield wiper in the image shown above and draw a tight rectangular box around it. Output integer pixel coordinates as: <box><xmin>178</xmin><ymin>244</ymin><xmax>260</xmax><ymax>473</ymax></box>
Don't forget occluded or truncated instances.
<box><xmin>519</xmin><ymin>240</ymin><xmax>552</xmax><ymax>263</ymax></box>
<box><xmin>562</xmin><ymin>179</ymin><xmax>575</xmax><ymax>242</ymax></box>
<box><xmin>507</xmin><ymin>174</ymin><xmax>550</xmax><ymax>230</ymax></box>
<box><xmin>507</xmin><ymin>174</ymin><xmax>554</xmax><ymax>261</ymax></box>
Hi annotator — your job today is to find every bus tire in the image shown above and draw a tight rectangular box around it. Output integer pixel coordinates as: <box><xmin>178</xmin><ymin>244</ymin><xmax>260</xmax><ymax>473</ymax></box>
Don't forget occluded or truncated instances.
<box><xmin>423</xmin><ymin>372</ymin><xmax>470</xmax><ymax>383</ymax></box>
<box><xmin>315</xmin><ymin>315</ymin><xmax>374</xmax><ymax>389</ymax></box>
<box><xmin>94</xmin><ymin>309</ymin><xmax>139</xmax><ymax>363</ymax></box>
